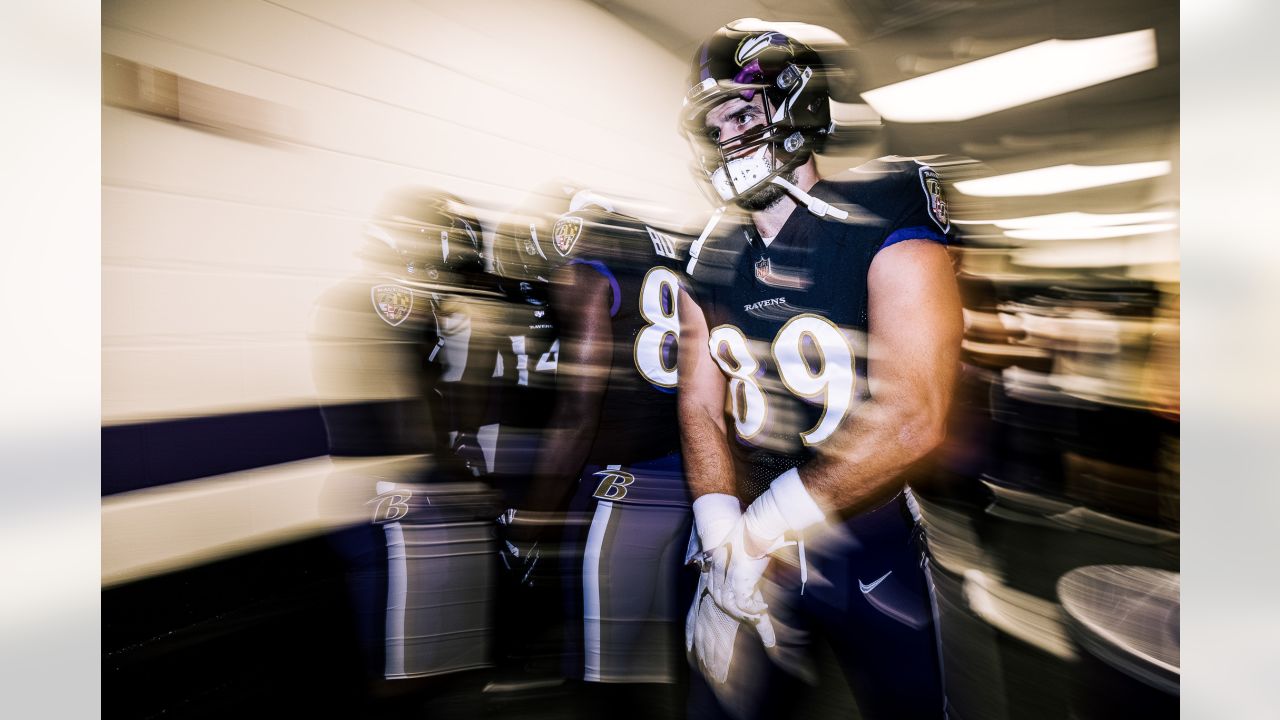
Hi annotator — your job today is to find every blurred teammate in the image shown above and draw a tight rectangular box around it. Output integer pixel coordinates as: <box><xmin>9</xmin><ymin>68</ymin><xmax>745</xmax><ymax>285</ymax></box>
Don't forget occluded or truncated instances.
<box><xmin>484</xmin><ymin>191</ymin><xmax>570</xmax><ymax>687</ymax></box>
<box><xmin>500</xmin><ymin>191</ymin><xmax>695</xmax><ymax>716</ymax></box>
<box><xmin>487</xmin><ymin>195</ymin><xmax>567</xmax><ymax>489</ymax></box>
<box><xmin>676</xmin><ymin>21</ymin><xmax>961</xmax><ymax>719</ymax></box>
<box><xmin>312</xmin><ymin>187</ymin><xmax>499</xmax><ymax>476</ymax></box>
<box><xmin>312</xmin><ymin>188</ymin><xmax>501</xmax><ymax>700</ymax></box>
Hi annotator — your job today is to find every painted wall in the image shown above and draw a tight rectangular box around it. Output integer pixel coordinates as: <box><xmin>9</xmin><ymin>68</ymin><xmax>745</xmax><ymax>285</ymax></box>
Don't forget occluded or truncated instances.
<box><xmin>103</xmin><ymin>0</ymin><xmax>703</xmax><ymax>423</ymax></box>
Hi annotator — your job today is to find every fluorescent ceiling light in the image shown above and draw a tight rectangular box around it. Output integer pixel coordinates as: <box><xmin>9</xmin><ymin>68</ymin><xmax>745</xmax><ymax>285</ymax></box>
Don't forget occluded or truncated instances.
<box><xmin>1005</xmin><ymin>222</ymin><xmax>1177</xmax><ymax>240</ymax></box>
<box><xmin>829</xmin><ymin>100</ymin><xmax>882</xmax><ymax>125</ymax></box>
<box><xmin>953</xmin><ymin>211</ymin><xmax>1177</xmax><ymax>229</ymax></box>
<box><xmin>861</xmin><ymin>29</ymin><xmax>1158</xmax><ymax>123</ymax></box>
<box><xmin>954</xmin><ymin>161</ymin><xmax>1172</xmax><ymax>197</ymax></box>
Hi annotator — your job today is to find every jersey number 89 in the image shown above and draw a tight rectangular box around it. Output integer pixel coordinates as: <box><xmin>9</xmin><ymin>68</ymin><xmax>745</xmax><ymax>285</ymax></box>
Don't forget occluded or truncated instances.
<box><xmin>708</xmin><ymin>314</ymin><xmax>855</xmax><ymax>446</ymax></box>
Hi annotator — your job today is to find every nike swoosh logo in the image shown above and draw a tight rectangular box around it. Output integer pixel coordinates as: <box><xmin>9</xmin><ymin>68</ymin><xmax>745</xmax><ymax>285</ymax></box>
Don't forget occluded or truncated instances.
<box><xmin>859</xmin><ymin>571</ymin><xmax>892</xmax><ymax>594</ymax></box>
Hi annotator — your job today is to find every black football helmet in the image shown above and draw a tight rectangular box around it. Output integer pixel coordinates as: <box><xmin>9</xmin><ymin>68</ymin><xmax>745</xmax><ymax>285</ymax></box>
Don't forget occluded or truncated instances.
<box><xmin>368</xmin><ymin>187</ymin><xmax>485</xmax><ymax>283</ymax></box>
<box><xmin>490</xmin><ymin>181</ymin><xmax>582</xmax><ymax>284</ymax></box>
<box><xmin>491</xmin><ymin>211</ymin><xmax>556</xmax><ymax>286</ymax></box>
<box><xmin>682</xmin><ymin>20</ymin><xmax>840</xmax><ymax>206</ymax></box>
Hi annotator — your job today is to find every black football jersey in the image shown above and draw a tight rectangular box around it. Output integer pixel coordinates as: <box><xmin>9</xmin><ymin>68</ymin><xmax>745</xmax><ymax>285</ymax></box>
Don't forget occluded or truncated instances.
<box><xmin>686</xmin><ymin>157</ymin><xmax>954</xmax><ymax>500</ymax></box>
<box><xmin>491</xmin><ymin>276</ymin><xmax>561</xmax><ymax>431</ymax></box>
<box><xmin>427</xmin><ymin>285</ymin><xmax>507</xmax><ymax>442</ymax></box>
<box><xmin>549</xmin><ymin>207</ymin><xmax>691</xmax><ymax>465</ymax></box>
<box><xmin>310</xmin><ymin>273</ymin><xmax>441</xmax><ymax>457</ymax></box>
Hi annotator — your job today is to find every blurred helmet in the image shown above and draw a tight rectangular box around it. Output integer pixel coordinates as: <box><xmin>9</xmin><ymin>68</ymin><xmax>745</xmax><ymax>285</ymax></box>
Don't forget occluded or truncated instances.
<box><xmin>367</xmin><ymin>187</ymin><xmax>485</xmax><ymax>281</ymax></box>
<box><xmin>490</xmin><ymin>181</ymin><xmax>581</xmax><ymax>284</ymax></box>
<box><xmin>681</xmin><ymin>20</ymin><xmax>839</xmax><ymax>205</ymax></box>
<box><xmin>491</xmin><ymin>212</ymin><xmax>554</xmax><ymax>284</ymax></box>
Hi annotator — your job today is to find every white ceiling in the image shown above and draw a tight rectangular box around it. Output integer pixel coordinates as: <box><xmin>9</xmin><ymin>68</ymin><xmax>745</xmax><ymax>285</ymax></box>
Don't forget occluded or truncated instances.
<box><xmin>588</xmin><ymin>0</ymin><xmax>1179</xmax><ymax>225</ymax></box>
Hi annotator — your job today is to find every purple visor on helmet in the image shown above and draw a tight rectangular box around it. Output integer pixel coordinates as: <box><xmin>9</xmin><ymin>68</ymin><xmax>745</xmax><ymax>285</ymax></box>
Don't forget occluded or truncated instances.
<box><xmin>732</xmin><ymin>59</ymin><xmax>765</xmax><ymax>100</ymax></box>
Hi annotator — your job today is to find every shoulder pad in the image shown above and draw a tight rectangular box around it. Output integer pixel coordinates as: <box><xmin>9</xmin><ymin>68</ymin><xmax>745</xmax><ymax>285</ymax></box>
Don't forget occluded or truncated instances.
<box><xmin>553</xmin><ymin>206</ymin><xmax>651</xmax><ymax>261</ymax></box>
<box><xmin>642</xmin><ymin>225</ymin><xmax>684</xmax><ymax>262</ymax></box>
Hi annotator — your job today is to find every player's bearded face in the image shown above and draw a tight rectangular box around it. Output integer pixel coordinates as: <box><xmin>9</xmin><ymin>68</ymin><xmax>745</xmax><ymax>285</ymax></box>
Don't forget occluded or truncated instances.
<box><xmin>705</xmin><ymin>95</ymin><xmax>794</xmax><ymax>211</ymax></box>
<box><xmin>736</xmin><ymin>165</ymin><xmax>795</xmax><ymax>211</ymax></box>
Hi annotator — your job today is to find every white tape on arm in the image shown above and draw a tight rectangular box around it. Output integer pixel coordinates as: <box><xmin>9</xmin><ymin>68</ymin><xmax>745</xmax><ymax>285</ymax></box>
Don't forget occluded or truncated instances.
<box><xmin>692</xmin><ymin>493</ymin><xmax>742</xmax><ymax>550</ymax></box>
<box><xmin>743</xmin><ymin>467</ymin><xmax>825</xmax><ymax>542</ymax></box>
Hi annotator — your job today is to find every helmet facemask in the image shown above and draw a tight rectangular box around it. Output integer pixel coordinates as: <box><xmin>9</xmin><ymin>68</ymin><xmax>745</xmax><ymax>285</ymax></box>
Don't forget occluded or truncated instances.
<box><xmin>683</xmin><ymin>45</ymin><xmax>829</xmax><ymax>208</ymax></box>
<box><xmin>683</xmin><ymin>23</ymin><xmax>856</xmax><ymax>224</ymax></box>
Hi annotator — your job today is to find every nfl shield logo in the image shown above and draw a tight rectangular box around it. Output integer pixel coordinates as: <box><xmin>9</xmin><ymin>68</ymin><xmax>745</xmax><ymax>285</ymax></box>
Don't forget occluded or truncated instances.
<box><xmin>371</xmin><ymin>283</ymin><xmax>413</xmax><ymax>327</ymax></box>
<box><xmin>754</xmin><ymin>256</ymin><xmax>772</xmax><ymax>283</ymax></box>
<box><xmin>553</xmin><ymin>216</ymin><xmax>583</xmax><ymax>257</ymax></box>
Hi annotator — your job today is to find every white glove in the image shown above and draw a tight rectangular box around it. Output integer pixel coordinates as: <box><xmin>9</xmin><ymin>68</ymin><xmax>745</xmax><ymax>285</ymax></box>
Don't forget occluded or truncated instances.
<box><xmin>707</xmin><ymin>467</ymin><xmax>827</xmax><ymax>631</ymax></box>
<box><xmin>686</xmin><ymin>494</ymin><xmax>740</xmax><ymax>656</ymax></box>
<box><xmin>686</xmin><ymin>494</ymin><xmax>777</xmax><ymax>684</ymax></box>
<box><xmin>690</xmin><ymin>580</ymin><xmax>776</xmax><ymax>684</ymax></box>
<box><xmin>710</xmin><ymin>519</ymin><xmax>779</xmax><ymax>622</ymax></box>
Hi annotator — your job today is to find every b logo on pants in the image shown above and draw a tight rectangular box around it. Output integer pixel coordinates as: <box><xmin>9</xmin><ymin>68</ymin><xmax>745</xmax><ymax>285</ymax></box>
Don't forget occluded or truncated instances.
<box><xmin>592</xmin><ymin>469</ymin><xmax>636</xmax><ymax>500</ymax></box>
<box><xmin>371</xmin><ymin>489</ymin><xmax>412</xmax><ymax>523</ymax></box>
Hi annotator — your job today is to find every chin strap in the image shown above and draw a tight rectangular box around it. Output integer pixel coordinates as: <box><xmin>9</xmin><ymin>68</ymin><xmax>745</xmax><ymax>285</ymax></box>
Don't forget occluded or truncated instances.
<box><xmin>686</xmin><ymin>206</ymin><xmax>725</xmax><ymax>275</ymax></box>
<box><xmin>687</xmin><ymin>172</ymin><xmax>847</xmax><ymax>276</ymax></box>
<box><xmin>770</xmin><ymin>175</ymin><xmax>849</xmax><ymax>220</ymax></box>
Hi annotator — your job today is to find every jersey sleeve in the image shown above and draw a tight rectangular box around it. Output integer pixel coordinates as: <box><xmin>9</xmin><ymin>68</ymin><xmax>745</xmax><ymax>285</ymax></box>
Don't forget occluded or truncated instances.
<box><xmin>877</xmin><ymin>163</ymin><xmax>954</xmax><ymax>252</ymax></box>
<box><xmin>550</xmin><ymin>210</ymin><xmax>623</xmax><ymax>316</ymax></box>
<box><xmin>552</xmin><ymin>209</ymin><xmax>625</xmax><ymax>265</ymax></box>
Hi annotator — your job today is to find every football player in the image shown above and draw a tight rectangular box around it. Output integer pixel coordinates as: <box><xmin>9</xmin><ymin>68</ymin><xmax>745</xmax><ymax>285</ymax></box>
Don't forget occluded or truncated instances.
<box><xmin>502</xmin><ymin>190</ymin><xmax>696</xmax><ymax>715</ymax></box>
<box><xmin>676</xmin><ymin>21</ymin><xmax>961</xmax><ymax>720</ymax></box>
<box><xmin>313</xmin><ymin>186</ymin><xmax>499</xmax><ymax>472</ymax></box>
<box><xmin>487</xmin><ymin>196</ymin><xmax>566</xmax><ymax>494</ymax></box>
<box><xmin>484</xmin><ymin>191</ymin><xmax>574</xmax><ymax>688</ymax></box>
<box><xmin>312</xmin><ymin>187</ymin><xmax>504</xmax><ymax>697</ymax></box>
<box><xmin>384</xmin><ymin>189</ymin><xmax>504</xmax><ymax>482</ymax></box>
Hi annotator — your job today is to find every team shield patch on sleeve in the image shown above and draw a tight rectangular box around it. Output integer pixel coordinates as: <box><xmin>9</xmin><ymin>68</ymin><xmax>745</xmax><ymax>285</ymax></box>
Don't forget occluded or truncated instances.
<box><xmin>371</xmin><ymin>284</ymin><xmax>413</xmax><ymax>326</ymax></box>
<box><xmin>553</xmin><ymin>215</ymin><xmax>584</xmax><ymax>257</ymax></box>
<box><xmin>918</xmin><ymin>166</ymin><xmax>950</xmax><ymax>233</ymax></box>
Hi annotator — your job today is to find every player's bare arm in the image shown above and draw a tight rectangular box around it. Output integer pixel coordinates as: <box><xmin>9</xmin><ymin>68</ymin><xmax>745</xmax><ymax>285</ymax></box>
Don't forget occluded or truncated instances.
<box><xmin>796</xmin><ymin>238</ymin><xmax>962</xmax><ymax>515</ymax></box>
<box><xmin>679</xmin><ymin>285</ymin><xmax>781</xmax><ymax>673</ymax></box>
<box><xmin>677</xmin><ymin>287</ymin><xmax>737</xmax><ymax>501</ymax></box>
<box><xmin>525</xmin><ymin>264</ymin><xmax>615</xmax><ymax>513</ymax></box>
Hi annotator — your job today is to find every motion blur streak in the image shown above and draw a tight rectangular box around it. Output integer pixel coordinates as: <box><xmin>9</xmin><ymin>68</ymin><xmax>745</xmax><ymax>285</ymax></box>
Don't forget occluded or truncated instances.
<box><xmin>1004</xmin><ymin>222</ymin><xmax>1176</xmax><ymax>240</ymax></box>
<box><xmin>99</xmin><ymin>1</ymin><xmax>1179</xmax><ymax>718</ymax></box>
